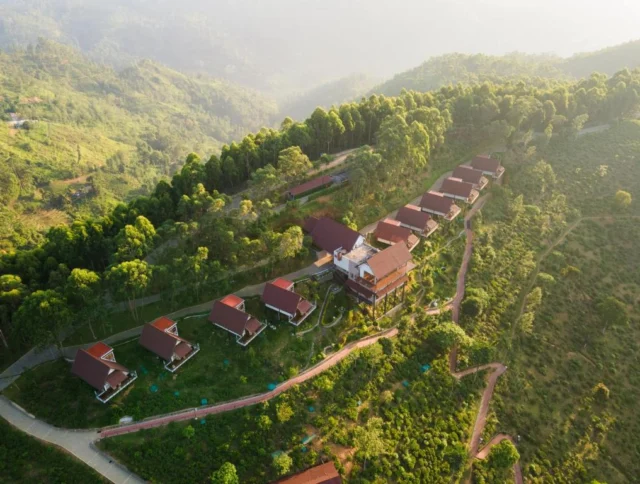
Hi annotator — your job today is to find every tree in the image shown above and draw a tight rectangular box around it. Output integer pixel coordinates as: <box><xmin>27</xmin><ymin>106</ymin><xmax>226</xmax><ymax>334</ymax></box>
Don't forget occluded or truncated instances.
<box><xmin>614</xmin><ymin>190</ymin><xmax>632</xmax><ymax>209</ymax></box>
<box><xmin>65</xmin><ymin>269</ymin><xmax>102</xmax><ymax>339</ymax></box>
<box><xmin>182</xmin><ymin>425</ymin><xmax>195</xmax><ymax>439</ymax></box>
<box><xmin>115</xmin><ymin>216</ymin><xmax>156</xmax><ymax>262</ymax></box>
<box><xmin>430</xmin><ymin>322</ymin><xmax>472</xmax><ymax>351</ymax></box>
<box><xmin>0</xmin><ymin>274</ymin><xmax>27</xmax><ymax>309</ymax></box>
<box><xmin>276</xmin><ymin>402</ymin><xmax>294</xmax><ymax>423</ymax></box>
<box><xmin>106</xmin><ymin>260</ymin><xmax>151</xmax><ymax>320</ymax></box>
<box><xmin>277</xmin><ymin>226</ymin><xmax>303</xmax><ymax>261</ymax></box>
<box><xmin>596</xmin><ymin>296</ymin><xmax>628</xmax><ymax>334</ymax></box>
<box><xmin>277</xmin><ymin>147</ymin><xmax>312</xmax><ymax>182</ymax></box>
<box><xmin>12</xmin><ymin>290</ymin><xmax>71</xmax><ymax>351</ymax></box>
<box><xmin>258</xmin><ymin>414</ymin><xmax>272</xmax><ymax>431</ymax></box>
<box><xmin>353</xmin><ymin>417</ymin><xmax>386</xmax><ymax>469</ymax></box>
<box><xmin>211</xmin><ymin>462</ymin><xmax>239</xmax><ymax>484</ymax></box>
<box><xmin>488</xmin><ymin>440</ymin><xmax>520</xmax><ymax>470</ymax></box>
<box><xmin>0</xmin><ymin>172</ymin><xmax>20</xmax><ymax>205</ymax></box>
<box><xmin>273</xmin><ymin>453</ymin><xmax>293</xmax><ymax>476</ymax></box>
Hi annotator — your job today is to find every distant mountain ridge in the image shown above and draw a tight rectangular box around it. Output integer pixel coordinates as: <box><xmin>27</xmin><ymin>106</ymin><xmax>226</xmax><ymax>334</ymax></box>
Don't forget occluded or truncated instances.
<box><xmin>373</xmin><ymin>40</ymin><xmax>640</xmax><ymax>96</ymax></box>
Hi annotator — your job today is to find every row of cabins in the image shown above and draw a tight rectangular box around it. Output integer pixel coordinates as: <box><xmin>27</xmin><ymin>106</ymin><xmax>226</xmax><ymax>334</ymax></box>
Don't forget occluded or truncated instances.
<box><xmin>72</xmin><ymin>279</ymin><xmax>317</xmax><ymax>402</ymax></box>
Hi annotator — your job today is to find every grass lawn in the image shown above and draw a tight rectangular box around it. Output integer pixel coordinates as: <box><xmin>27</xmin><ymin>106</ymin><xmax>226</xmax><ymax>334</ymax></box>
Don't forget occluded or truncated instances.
<box><xmin>0</xmin><ymin>418</ymin><xmax>108</xmax><ymax>483</ymax></box>
<box><xmin>3</xmin><ymin>281</ymin><xmax>365</xmax><ymax>429</ymax></box>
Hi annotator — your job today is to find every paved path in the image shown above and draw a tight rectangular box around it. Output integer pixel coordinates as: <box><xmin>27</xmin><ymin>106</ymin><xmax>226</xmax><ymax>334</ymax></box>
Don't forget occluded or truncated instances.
<box><xmin>100</xmin><ymin>327</ymin><xmax>398</xmax><ymax>438</ymax></box>
<box><xmin>0</xmin><ymin>397</ymin><xmax>144</xmax><ymax>484</ymax></box>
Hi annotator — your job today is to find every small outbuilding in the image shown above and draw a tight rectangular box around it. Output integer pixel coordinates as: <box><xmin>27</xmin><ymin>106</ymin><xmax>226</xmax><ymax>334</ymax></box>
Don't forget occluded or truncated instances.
<box><xmin>452</xmin><ymin>165</ymin><xmax>488</xmax><ymax>190</ymax></box>
<box><xmin>209</xmin><ymin>295</ymin><xmax>266</xmax><ymax>346</ymax></box>
<box><xmin>139</xmin><ymin>317</ymin><xmax>200</xmax><ymax>372</ymax></box>
<box><xmin>418</xmin><ymin>191</ymin><xmax>461</xmax><ymax>221</ymax></box>
<box><xmin>395</xmin><ymin>205</ymin><xmax>439</xmax><ymax>236</ymax></box>
<box><xmin>272</xmin><ymin>461</ymin><xmax>342</xmax><ymax>484</ymax></box>
<box><xmin>71</xmin><ymin>342</ymin><xmax>137</xmax><ymax>403</ymax></box>
<box><xmin>262</xmin><ymin>278</ymin><xmax>316</xmax><ymax>326</ymax></box>
<box><xmin>373</xmin><ymin>219</ymin><xmax>420</xmax><ymax>251</ymax></box>
<box><xmin>440</xmin><ymin>177</ymin><xmax>479</xmax><ymax>205</ymax></box>
<box><xmin>471</xmin><ymin>155</ymin><xmax>505</xmax><ymax>180</ymax></box>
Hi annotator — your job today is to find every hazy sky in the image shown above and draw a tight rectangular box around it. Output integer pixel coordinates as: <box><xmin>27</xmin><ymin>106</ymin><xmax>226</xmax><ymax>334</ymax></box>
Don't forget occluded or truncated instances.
<box><xmin>2</xmin><ymin>0</ymin><xmax>639</xmax><ymax>93</ymax></box>
<box><xmin>222</xmin><ymin>0</ymin><xmax>640</xmax><ymax>78</ymax></box>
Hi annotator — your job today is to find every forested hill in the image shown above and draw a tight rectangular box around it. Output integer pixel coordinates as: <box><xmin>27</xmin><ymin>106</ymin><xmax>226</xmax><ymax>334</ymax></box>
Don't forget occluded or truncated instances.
<box><xmin>374</xmin><ymin>41</ymin><xmax>640</xmax><ymax>96</ymax></box>
<box><xmin>0</xmin><ymin>40</ymin><xmax>276</xmax><ymax>249</ymax></box>
<box><xmin>373</xmin><ymin>53</ymin><xmax>567</xmax><ymax>96</ymax></box>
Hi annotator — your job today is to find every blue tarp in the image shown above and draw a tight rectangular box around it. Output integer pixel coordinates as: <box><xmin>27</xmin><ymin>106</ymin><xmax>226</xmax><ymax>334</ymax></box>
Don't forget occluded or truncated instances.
<box><xmin>201</xmin><ymin>398</ymin><xmax>208</xmax><ymax>406</ymax></box>
<box><xmin>268</xmin><ymin>383</ymin><xmax>277</xmax><ymax>391</ymax></box>
<box><xmin>150</xmin><ymin>384</ymin><xmax>158</xmax><ymax>393</ymax></box>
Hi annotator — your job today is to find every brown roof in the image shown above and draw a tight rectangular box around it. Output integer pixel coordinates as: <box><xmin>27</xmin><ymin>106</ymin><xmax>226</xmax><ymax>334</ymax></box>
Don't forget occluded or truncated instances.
<box><xmin>71</xmin><ymin>347</ymin><xmax>129</xmax><ymax>391</ymax></box>
<box><xmin>272</xmin><ymin>278</ymin><xmax>294</xmax><ymax>290</ymax></box>
<box><xmin>374</xmin><ymin>220</ymin><xmax>413</xmax><ymax>244</ymax></box>
<box><xmin>297</xmin><ymin>299</ymin><xmax>314</xmax><ymax>316</ymax></box>
<box><xmin>453</xmin><ymin>165</ymin><xmax>484</xmax><ymax>184</ymax></box>
<box><xmin>245</xmin><ymin>318</ymin><xmax>263</xmax><ymax>335</ymax></box>
<box><xmin>288</xmin><ymin>175</ymin><xmax>333</xmax><ymax>197</ymax></box>
<box><xmin>220</xmin><ymin>294</ymin><xmax>244</xmax><ymax>308</ymax></box>
<box><xmin>303</xmin><ymin>216</ymin><xmax>319</xmax><ymax>233</ymax></box>
<box><xmin>396</xmin><ymin>205</ymin><xmax>432</xmax><ymax>231</ymax></box>
<box><xmin>366</xmin><ymin>242</ymin><xmax>412</xmax><ymax>280</ymax></box>
<box><xmin>346</xmin><ymin>274</ymin><xmax>409</xmax><ymax>301</ymax></box>
<box><xmin>263</xmin><ymin>282</ymin><xmax>303</xmax><ymax>316</ymax></box>
<box><xmin>86</xmin><ymin>342</ymin><xmax>112</xmax><ymax>359</ymax></box>
<box><xmin>471</xmin><ymin>155</ymin><xmax>501</xmax><ymax>173</ymax></box>
<box><xmin>273</xmin><ymin>462</ymin><xmax>342</xmax><ymax>484</ymax></box>
<box><xmin>419</xmin><ymin>191</ymin><xmax>456</xmax><ymax>215</ymax></box>
<box><xmin>308</xmin><ymin>217</ymin><xmax>361</xmax><ymax>253</ymax></box>
<box><xmin>139</xmin><ymin>323</ymin><xmax>190</xmax><ymax>361</ymax></box>
<box><xmin>209</xmin><ymin>300</ymin><xmax>252</xmax><ymax>337</ymax></box>
<box><xmin>106</xmin><ymin>370</ymin><xmax>128</xmax><ymax>389</ymax></box>
<box><xmin>151</xmin><ymin>316</ymin><xmax>176</xmax><ymax>332</ymax></box>
<box><xmin>174</xmin><ymin>341</ymin><xmax>192</xmax><ymax>359</ymax></box>
<box><xmin>440</xmin><ymin>177</ymin><xmax>474</xmax><ymax>198</ymax></box>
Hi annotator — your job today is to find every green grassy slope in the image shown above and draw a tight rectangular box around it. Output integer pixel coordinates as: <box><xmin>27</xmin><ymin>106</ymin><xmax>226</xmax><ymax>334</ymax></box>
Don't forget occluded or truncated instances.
<box><xmin>0</xmin><ymin>40</ymin><xmax>277</xmax><ymax>249</ymax></box>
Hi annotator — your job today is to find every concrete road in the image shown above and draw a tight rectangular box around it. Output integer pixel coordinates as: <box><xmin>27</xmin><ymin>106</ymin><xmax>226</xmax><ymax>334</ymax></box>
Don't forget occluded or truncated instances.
<box><xmin>0</xmin><ymin>397</ymin><xmax>144</xmax><ymax>483</ymax></box>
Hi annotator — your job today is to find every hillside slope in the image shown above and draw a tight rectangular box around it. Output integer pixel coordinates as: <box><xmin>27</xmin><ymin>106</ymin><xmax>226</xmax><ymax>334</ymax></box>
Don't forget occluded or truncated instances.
<box><xmin>374</xmin><ymin>41</ymin><xmax>640</xmax><ymax>96</ymax></box>
<box><xmin>0</xmin><ymin>40</ymin><xmax>277</xmax><ymax>249</ymax></box>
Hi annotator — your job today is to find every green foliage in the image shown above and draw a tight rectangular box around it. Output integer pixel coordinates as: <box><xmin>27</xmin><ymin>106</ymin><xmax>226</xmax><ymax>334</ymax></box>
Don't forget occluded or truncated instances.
<box><xmin>210</xmin><ymin>462</ymin><xmax>240</xmax><ymax>484</ymax></box>
<box><xmin>614</xmin><ymin>189</ymin><xmax>632</xmax><ymax>209</ymax></box>
<box><xmin>273</xmin><ymin>453</ymin><xmax>293</xmax><ymax>476</ymax></box>
<box><xmin>489</xmin><ymin>440</ymin><xmax>520</xmax><ymax>470</ymax></box>
<box><xmin>183</xmin><ymin>425</ymin><xmax>195</xmax><ymax>440</ymax></box>
<box><xmin>0</xmin><ymin>418</ymin><xmax>107</xmax><ymax>483</ymax></box>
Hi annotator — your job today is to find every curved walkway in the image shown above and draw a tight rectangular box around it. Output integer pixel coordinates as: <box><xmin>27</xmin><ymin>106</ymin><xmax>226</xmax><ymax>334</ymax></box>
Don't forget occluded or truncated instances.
<box><xmin>0</xmin><ymin>397</ymin><xmax>144</xmax><ymax>483</ymax></box>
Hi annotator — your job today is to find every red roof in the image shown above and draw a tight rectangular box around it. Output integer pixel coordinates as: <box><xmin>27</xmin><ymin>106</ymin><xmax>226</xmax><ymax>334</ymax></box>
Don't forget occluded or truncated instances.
<box><xmin>419</xmin><ymin>191</ymin><xmax>457</xmax><ymax>215</ymax></box>
<box><xmin>288</xmin><ymin>175</ymin><xmax>333</xmax><ymax>197</ymax></box>
<box><xmin>366</xmin><ymin>242</ymin><xmax>412</xmax><ymax>280</ymax></box>
<box><xmin>374</xmin><ymin>220</ymin><xmax>413</xmax><ymax>245</ymax></box>
<box><xmin>303</xmin><ymin>216</ymin><xmax>320</xmax><ymax>233</ymax></box>
<box><xmin>273</xmin><ymin>462</ymin><xmax>342</xmax><ymax>484</ymax></box>
<box><xmin>106</xmin><ymin>370</ymin><xmax>128</xmax><ymax>389</ymax></box>
<box><xmin>72</xmin><ymin>346</ymin><xmax>129</xmax><ymax>391</ymax></box>
<box><xmin>220</xmin><ymin>294</ymin><xmax>244</xmax><ymax>308</ymax></box>
<box><xmin>139</xmin><ymin>323</ymin><xmax>191</xmax><ymax>361</ymax></box>
<box><xmin>440</xmin><ymin>177</ymin><xmax>474</xmax><ymax>198</ymax></box>
<box><xmin>174</xmin><ymin>342</ymin><xmax>192</xmax><ymax>359</ymax></box>
<box><xmin>263</xmin><ymin>282</ymin><xmax>303</xmax><ymax>316</ymax></box>
<box><xmin>86</xmin><ymin>342</ymin><xmax>112</xmax><ymax>359</ymax></box>
<box><xmin>151</xmin><ymin>316</ymin><xmax>176</xmax><ymax>332</ymax></box>
<box><xmin>272</xmin><ymin>278</ymin><xmax>294</xmax><ymax>290</ymax></box>
<box><xmin>308</xmin><ymin>217</ymin><xmax>362</xmax><ymax>253</ymax></box>
<box><xmin>471</xmin><ymin>155</ymin><xmax>501</xmax><ymax>173</ymax></box>
<box><xmin>396</xmin><ymin>205</ymin><xmax>432</xmax><ymax>231</ymax></box>
<box><xmin>452</xmin><ymin>165</ymin><xmax>484</xmax><ymax>184</ymax></box>
<box><xmin>209</xmin><ymin>300</ymin><xmax>252</xmax><ymax>337</ymax></box>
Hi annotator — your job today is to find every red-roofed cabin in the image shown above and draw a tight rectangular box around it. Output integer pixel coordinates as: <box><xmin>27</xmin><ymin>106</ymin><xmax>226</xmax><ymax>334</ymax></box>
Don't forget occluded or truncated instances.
<box><xmin>452</xmin><ymin>165</ymin><xmax>489</xmax><ymax>190</ymax></box>
<box><xmin>272</xmin><ymin>461</ymin><xmax>342</xmax><ymax>484</ymax></box>
<box><xmin>440</xmin><ymin>177</ymin><xmax>480</xmax><ymax>205</ymax></box>
<box><xmin>139</xmin><ymin>317</ymin><xmax>200</xmax><ymax>372</ymax></box>
<box><xmin>209</xmin><ymin>296</ymin><xmax>266</xmax><ymax>346</ymax></box>
<box><xmin>419</xmin><ymin>191</ymin><xmax>461</xmax><ymax>221</ymax></box>
<box><xmin>262</xmin><ymin>279</ymin><xmax>317</xmax><ymax>326</ymax></box>
<box><xmin>395</xmin><ymin>205</ymin><xmax>439</xmax><ymax>237</ymax></box>
<box><xmin>373</xmin><ymin>219</ymin><xmax>420</xmax><ymax>251</ymax></box>
<box><xmin>471</xmin><ymin>155</ymin><xmax>505</xmax><ymax>180</ymax></box>
<box><xmin>286</xmin><ymin>175</ymin><xmax>333</xmax><ymax>200</ymax></box>
<box><xmin>71</xmin><ymin>342</ymin><xmax>137</xmax><ymax>403</ymax></box>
